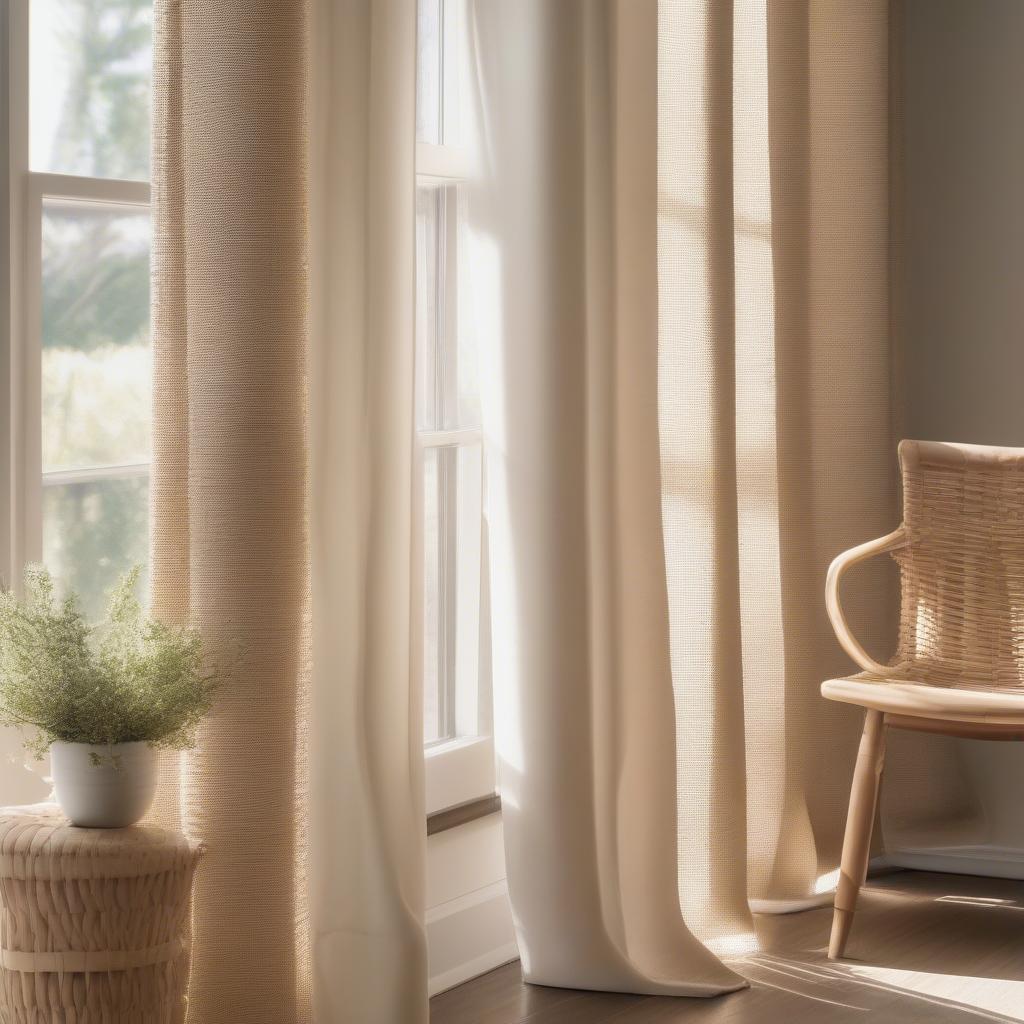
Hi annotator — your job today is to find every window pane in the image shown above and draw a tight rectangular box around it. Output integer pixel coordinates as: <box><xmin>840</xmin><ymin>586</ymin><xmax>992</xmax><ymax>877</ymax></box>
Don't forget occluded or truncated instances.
<box><xmin>30</xmin><ymin>0</ymin><xmax>152</xmax><ymax>180</ymax></box>
<box><xmin>416</xmin><ymin>187</ymin><xmax>442</xmax><ymax>430</ymax></box>
<box><xmin>42</xmin><ymin>475</ymin><xmax>149</xmax><ymax>622</ymax></box>
<box><xmin>453</xmin><ymin>189</ymin><xmax>480</xmax><ymax>429</ymax></box>
<box><xmin>422</xmin><ymin>443</ymin><xmax>482</xmax><ymax>744</ymax></box>
<box><xmin>415</xmin><ymin>185</ymin><xmax>479</xmax><ymax>431</ymax></box>
<box><xmin>423</xmin><ymin>448</ymin><xmax>445</xmax><ymax>743</ymax></box>
<box><xmin>416</xmin><ymin>0</ymin><xmax>442</xmax><ymax>145</ymax></box>
<box><xmin>42</xmin><ymin>201</ymin><xmax>151</xmax><ymax>472</ymax></box>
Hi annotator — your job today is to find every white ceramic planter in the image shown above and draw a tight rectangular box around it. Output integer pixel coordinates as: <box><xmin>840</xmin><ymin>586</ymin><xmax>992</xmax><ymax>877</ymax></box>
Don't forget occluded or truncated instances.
<box><xmin>50</xmin><ymin>741</ymin><xmax>158</xmax><ymax>828</ymax></box>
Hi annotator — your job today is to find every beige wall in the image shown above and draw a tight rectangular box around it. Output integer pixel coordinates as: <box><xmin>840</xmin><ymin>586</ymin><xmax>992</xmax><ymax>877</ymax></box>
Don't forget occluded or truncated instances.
<box><xmin>901</xmin><ymin>0</ymin><xmax>1024</xmax><ymax>445</ymax></box>
<box><xmin>900</xmin><ymin>0</ymin><xmax>1024</xmax><ymax>852</ymax></box>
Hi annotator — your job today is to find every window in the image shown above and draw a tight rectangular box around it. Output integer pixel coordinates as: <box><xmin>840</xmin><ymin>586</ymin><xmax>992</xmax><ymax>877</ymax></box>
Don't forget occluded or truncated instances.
<box><xmin>4</xmin><ymin>0</ymin><xmax>152</xmax><ymax>616</ymax></box>
<box><xmin>415</xmin><ymin>0</ymin><xmax>495</xmax><ymax>813</ymax></box>
<box><xmin>5</xmin><ymin>0</ymin><xmax>493</xmax><ymax>809</ymax></box>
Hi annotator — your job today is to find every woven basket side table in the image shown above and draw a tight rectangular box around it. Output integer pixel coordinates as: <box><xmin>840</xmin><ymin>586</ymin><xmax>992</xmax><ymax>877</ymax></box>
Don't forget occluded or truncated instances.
<box><xmin>0</xmin><ymin>804</ymin><xmax>203</xmax><ymax>1024</ymax></box>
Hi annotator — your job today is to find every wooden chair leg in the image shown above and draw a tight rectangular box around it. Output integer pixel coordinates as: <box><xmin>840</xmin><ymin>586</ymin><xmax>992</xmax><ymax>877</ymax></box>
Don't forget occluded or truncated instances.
<box><xmin>828</xmin><ymin>709</ymin><xmax>886</xmax><ymax>960</ymax></box>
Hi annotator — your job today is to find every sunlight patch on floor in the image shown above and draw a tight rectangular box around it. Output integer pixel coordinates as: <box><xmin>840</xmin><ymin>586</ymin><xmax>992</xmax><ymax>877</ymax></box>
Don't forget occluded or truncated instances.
<box><xmin>727</xmin><ymin>955</ymin><xmax>871</xmax><ymax>1012</ymax></box>
<box><xmin>936</xmin><ymin>895</ymin><xmax>1024</xmax><ymax>912</ymax></box>
<box><xmin>847</xmin><ymin>964</ymin><xmax>1024</xmax><ymax>1021</ymax></box>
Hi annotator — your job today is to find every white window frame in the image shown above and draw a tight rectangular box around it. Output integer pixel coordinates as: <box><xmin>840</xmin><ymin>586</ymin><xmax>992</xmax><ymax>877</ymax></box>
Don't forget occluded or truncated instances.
<box><xmin>1</xmin><ymin>0</ymin><xmax>17</xmax><ymax>591</ymax></box>
<box><xmin>2</xmin><ymin>0</ymin><xmax>27</xmax><ymax>592</ymax></box>
<box><xmin>3</xmin><ymin>0</ymin><xmax>152</xmax><ymax>595</ymax></box>
<box><xmin>416</xmin><ymin>0</ymin><xmax>495</xmax><ymax>816</ymax></box>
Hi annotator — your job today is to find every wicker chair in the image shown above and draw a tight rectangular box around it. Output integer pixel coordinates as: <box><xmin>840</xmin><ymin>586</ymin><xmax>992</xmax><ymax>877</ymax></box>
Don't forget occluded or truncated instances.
<box><xmin>822</xmin><ymin>439</ymin><xmax>1024</xmax><ymax>960</ymax></box>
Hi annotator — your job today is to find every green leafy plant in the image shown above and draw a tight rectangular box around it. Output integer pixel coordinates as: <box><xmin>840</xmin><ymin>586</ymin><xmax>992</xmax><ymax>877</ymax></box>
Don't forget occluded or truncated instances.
<box><xmin>0</xmin><ymin>565</ymin><xmax>218</xmax><ymax>758</ymax></box>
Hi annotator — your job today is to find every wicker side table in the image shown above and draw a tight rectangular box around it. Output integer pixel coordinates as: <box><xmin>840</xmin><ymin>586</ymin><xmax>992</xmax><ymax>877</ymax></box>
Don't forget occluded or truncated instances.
<box><xmin>0</xmin><ymin>803</ymin><xmax>203</xmax><ymax>1023</ymax></box>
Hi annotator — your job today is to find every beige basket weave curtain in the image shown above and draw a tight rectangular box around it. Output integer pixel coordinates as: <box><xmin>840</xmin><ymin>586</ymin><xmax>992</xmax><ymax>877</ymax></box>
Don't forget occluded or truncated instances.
<box><xmin>150</xmin><ymin>1</ymin><xmax>311</xmax><ymax>1019</ymax></box>
<box><xmin>658</xmin><ymin>0</ymin><xmax>975</xmax><ymax>946</ymax></box>
<box><xmin>658</xmin><ymin>0</ymin><xmax>897</xmax><ymax>940</ymax></box>
<box><xmin>150</xmin><ymin>0</ymin><xmax>426</xmax><ymax>1021</ymax></box>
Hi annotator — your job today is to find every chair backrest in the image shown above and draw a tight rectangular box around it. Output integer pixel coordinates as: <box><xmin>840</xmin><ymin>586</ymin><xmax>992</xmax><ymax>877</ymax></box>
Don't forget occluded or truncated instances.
<box><xmin>895</xmin><ymin>440</ymin><xmax>1024</xmax><ymax>690</ymax></box>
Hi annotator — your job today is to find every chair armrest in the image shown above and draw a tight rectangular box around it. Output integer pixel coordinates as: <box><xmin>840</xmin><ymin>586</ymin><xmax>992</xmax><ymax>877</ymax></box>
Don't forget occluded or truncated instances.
<box><xmin>825</xmin><ymin>527</ymin><xmax>908</xmax><ymax>676</ymax></box>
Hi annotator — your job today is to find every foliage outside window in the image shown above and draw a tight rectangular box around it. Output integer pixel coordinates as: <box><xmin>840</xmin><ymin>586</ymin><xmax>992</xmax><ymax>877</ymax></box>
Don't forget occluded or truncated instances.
<box><xmin>15</xmin><ymin>0</ymin><xmax>154</xmax><ymax>620</ymax></box>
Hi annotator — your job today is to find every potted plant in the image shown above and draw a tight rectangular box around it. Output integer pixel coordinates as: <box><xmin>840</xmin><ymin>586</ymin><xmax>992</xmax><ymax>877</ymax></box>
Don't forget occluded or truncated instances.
<box><xmin>0</xmin><ymin>565</ymin><xmax>218</xmax><ymax>828</ymax></box>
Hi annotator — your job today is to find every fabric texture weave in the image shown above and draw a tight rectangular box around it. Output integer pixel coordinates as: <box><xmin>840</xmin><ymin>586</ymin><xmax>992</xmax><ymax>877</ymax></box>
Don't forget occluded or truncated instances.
<box><xmin>151</xmin><ymin>0</ymin><xmax>426</xmax><ymax>1020</ymax></box>
<box><xmin>151</xmin><ymin>1</ymin><xmax>313</xmax><ymax>1020</ymax></box>
<box><xmin>658</xmin><ymin>0</ymin><xmax>896</xmax><ymax>937</ymax></box>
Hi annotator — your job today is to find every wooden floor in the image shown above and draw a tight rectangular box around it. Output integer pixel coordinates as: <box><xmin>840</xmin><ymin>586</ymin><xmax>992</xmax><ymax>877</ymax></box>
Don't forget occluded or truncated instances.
<box><xmin>430</xmin><ymin>871</ymin><xmax>1024</xmax><ymax>1023</ymax></box>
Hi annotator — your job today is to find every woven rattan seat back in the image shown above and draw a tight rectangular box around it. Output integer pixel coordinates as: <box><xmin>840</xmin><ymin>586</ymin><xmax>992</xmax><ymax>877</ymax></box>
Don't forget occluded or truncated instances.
<box><xmin>893</xmin><ymin>440</ymin><xmax>1024</xmax><ymax>691</ymax></box>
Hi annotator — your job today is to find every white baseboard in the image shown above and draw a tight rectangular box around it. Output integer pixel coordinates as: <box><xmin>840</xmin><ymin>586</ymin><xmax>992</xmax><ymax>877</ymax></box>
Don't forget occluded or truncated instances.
<box><xmin>427</xmin><ymin>878</ymin><xmax>518</xmax><ymax>996</ymax></box>
<box><xmin>430</xmin><ymin>941</ymin><xmax>519</xmax><ymax>997</ymax></box>
<box><xmin>426</xmin><ymin>811</ymin><xmax>517</xmax><ymax>995</ymax></box>
<box><xmin>881</xmin><ymin>844</ymin><xmax>1024</xmax><ymax>880</ymax></box>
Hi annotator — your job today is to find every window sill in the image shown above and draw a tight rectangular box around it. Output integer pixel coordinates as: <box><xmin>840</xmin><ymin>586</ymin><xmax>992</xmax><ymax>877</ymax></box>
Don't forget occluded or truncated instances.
<box><xmin>427</xmin><ymin>793</ymin><xmax>501</xmax><ymax>836</ymax></box>
<box><xmin>425</xmin><ymin>734</ymin><xmax>495</xmax><ymax>816</ymax></box>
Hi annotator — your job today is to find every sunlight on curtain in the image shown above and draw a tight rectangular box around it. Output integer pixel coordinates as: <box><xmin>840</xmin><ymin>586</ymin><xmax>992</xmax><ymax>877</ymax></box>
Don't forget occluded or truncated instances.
<box><xmin>658</xmin><ymin>0</ymin><xmax>910</xmax><ymax>941</ymax></box>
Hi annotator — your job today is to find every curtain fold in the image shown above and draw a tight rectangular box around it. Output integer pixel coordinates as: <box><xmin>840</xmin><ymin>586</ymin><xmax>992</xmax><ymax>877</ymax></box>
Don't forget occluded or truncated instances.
<box><xmin>308</xmin><ymin>0</ymin><xmax>427</xmax><ymax>1021</ymax></box>
<box><xmin>152</xmin><ymin>0</ymin><xmax>425</xmax><ymax>1021</ymax></box>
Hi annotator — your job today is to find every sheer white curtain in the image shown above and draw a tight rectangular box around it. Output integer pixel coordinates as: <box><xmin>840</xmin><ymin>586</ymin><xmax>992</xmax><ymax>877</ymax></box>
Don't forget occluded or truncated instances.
<box><xmin>469</xmin><ymin>0</ymin><xmax>745</xmax><ymax>995</ymax></box>
<box><xmin>308</xmin><ymin>1</ymin><xmax>428</xmax><ymax>1022</ymax></box>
